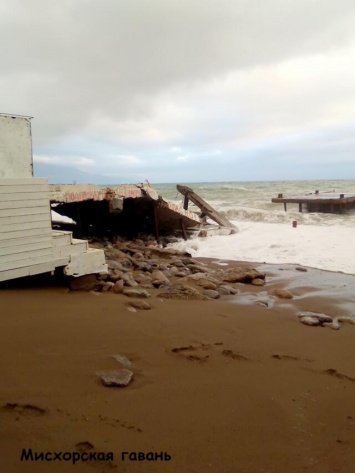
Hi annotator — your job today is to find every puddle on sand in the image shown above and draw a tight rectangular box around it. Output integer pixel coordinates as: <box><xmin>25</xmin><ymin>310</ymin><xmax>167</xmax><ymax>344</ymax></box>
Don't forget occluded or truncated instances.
<box><xmin>254</xmin><ymin>263</ymin><xmax>355</xmax><ymax>316</ymax></box>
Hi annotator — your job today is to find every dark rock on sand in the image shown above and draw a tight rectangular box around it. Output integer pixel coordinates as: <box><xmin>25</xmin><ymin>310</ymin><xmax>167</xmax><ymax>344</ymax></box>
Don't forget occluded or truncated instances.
<box><xmin>151</xmin><ymin>270</ymin><xmax>171</xmax><ymax>288</ymax></box>
<box><xmin>112</xmin><ymin>280</ymin><xmax>124</xmax><ymax>294</ymax></box>
<box><xmin>70</xmin><ymin>274</ymin><xmax>100</xmax><ymax>291</ymax></box>
<box><xmin>186</xmin><ymin>264</ymin><xmax>211</xmax><ymax>274</ymax></box>
<box><xmin>214</xmin><ymin>267</ymin><xmax>265</xmax><ymax>284</ymax></box>
<box><xmin>101</xmin><ymin>281</ymin><xmax>115</xmax><ymax>292</ymax></box>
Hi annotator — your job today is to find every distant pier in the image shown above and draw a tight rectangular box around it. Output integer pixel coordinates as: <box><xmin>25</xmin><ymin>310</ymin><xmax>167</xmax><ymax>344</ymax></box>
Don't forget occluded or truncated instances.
<box><xmin>272</xmin><ymin>191</ymin><xmax>355</xmax><ymax>213</ymax></box>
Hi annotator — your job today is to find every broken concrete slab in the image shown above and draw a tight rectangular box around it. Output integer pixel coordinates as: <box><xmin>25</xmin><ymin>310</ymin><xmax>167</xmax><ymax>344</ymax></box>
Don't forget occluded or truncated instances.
<box><xmin>98</xmin><ymin>369</ymin><xmax>133</xmax><ymax>387</ymax></box>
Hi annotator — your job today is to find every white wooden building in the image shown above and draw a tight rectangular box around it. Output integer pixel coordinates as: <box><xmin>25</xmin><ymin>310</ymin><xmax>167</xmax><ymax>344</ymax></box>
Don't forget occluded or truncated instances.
<box><xmin>0</xmin><ymin>113</ymin><xmax>107</xmax><ymax>282</ymax></box>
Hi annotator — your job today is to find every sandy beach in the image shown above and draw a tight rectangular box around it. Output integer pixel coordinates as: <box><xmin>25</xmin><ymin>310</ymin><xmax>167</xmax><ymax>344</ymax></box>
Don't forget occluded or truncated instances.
<box><xmin>1</xmin><ymin>260</ymin><xmax>355</xmax><ymax>473</ymax></box>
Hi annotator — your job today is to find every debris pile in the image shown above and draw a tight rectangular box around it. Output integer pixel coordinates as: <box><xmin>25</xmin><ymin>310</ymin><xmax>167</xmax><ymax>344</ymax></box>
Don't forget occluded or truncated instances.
<box><xmin>50</xmin><ymin>183</ymin><xmax>237</xmax><ymax>240</ymax></box>
<box><xmin>70</xmin><ymin>237</ymin><xmax>265</xmax><ymax>301</ymax></box>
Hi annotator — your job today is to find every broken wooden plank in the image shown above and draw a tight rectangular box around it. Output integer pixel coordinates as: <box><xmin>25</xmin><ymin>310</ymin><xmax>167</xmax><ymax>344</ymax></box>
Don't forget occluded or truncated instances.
<box><xmin>176</xmin><ymin>184</ymin><xmax>238</xmax><ymax>230</ymax></box>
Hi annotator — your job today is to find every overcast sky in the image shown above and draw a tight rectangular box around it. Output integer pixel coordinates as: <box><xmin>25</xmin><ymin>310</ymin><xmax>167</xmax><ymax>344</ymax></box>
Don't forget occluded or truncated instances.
<box><xmin>1</xmin><ymin>0</ymin><xmax>355</xmax><ymax>183</ymax></box>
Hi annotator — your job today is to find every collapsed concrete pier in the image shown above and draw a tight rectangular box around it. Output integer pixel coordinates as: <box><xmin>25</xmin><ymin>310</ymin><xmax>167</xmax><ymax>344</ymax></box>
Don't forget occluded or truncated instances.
<box><xmin>50</xmin><ymin>183</ymin><xmax>237</xmax><ymax>240</ymax></box>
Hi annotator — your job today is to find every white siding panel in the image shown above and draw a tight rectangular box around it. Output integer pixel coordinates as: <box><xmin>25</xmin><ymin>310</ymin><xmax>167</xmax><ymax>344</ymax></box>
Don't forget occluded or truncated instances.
<box><xmin>0</xmin><ymin>247</ymin><xmax>53</xmax><ymax>264</ymax></box>
<box><xmin>0</xmin><ymin>240</ymin><xmax>52</xmax><ymax>257</ymax></box>
<box><xmin>0</xmin><ymin>228</ymin><xmax>52</xmax><ymax>241</ymax></box>
<box><xmin>0</xmin><ymin>178</ymin><xmax>47</xmax><ymax>186</ymax></box>
<box><xmin>0</xmin><ymin>192</ymin><xmax>48</xmax><ymax>202</ymax></box>
<box><xmin>0</xmin><ymin>185</ymin><xmax>48</xmax><ymax>194</ymax></box>
<box><xmin>0</xmin><ymin>213</ymin><xmax>49</xmax><ymax>226</ymax></box>
<box><xmin>0</xmin><ymin>219</ymin><xmax>51</xmax><ymax>233</ymax></box>
<box><xmin>0</xmin><ymin>235</ymin><xmax>51</xmax><ymax>250</ymax></box>
<box><xmin>0</xmin><ymin>206</ymin><xmax>49</xmax><ymax>218</ymax></box>
<box><xmin>0</xmin><ymin>254</ymin><xmax>55</xmax><ymax>272</ymax></box>
<box><xmin>0</xmin><ymin>199</ymin><xmax>48</xmax><ymax>210</ymax></box>
<box><xmin>0</xmin><ymin>262</ymin><xmax>55</xmax><ymax>282</ymax></box>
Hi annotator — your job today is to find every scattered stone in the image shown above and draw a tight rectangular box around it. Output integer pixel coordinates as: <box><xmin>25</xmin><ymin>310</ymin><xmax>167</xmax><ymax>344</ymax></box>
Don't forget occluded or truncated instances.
<box><xmin>132</xmin><ymin>261</ymin><xmax>149</xmax><ymax>271</ymax></box>
<box><xmin>297</xmin><ymin>311</ymin><xmax>333</xmax><ymax>323</ymax></box>
<box><xmin>134</xmin><ymin>273</ymin><xmax>152</xmax><ymax>284</ymax></box>
<box><xmin>338</xmin><ymin>316</ymin><xmax>355</xmax><ymax>325</ymax></box>
<box><xmin>198</xmin><ymin>280</ymin><xmax>217</xmax><ymax>290</ymax></box>
<box><xmin>187</xmin><ymin>272</ymin><xmax>221</xmax><ymax>285</ymax></box>
<box><xmin>203</xmin><ymin>289</ymin><xmax>220</xmax><ymax>299</ymax></box>
<box><xmin>175</xmin><ymin>271</ymin><xmax>189</xmax><ymax>277</ymax></box>
<box><xmin>107</xmin><ymin>260</ymin><xmax>125</xmax><ymax>270</ymax></box>
<box><xmin>109</xmin><ymin>273</ymin><xmax>120</xmax><ymax>282</ymax></box>
<box><xmin>300</xmin><ymin>316</ymin><xmax>321</xmax><ymax>326</ymax></box>
<box><xmin>151</xmin><ymin>270</ymin><xmax>171</xmax><ymax>288</ymax></box>
<box><xmin>186</xmin><ymin>264</ymin><xmax>211</xmax><ymax>274</ymax></box>
<box><xmin>269</xmin><ymin>288</ymin><xmax>293</xmax><ymax>299</ymax></box>
<box><xmin>97</xmin><ymin>273</ymin><xmax>109</xmax><ymax>281</ymax></box>
<box><xmin>112</xmin><ymin>280</ymin><xmax>124</xmax><ymax>294</ymax></box>
<box><xmin>217</xmin><ymin>286</ymin><xmax>231</xmax><ymax>295</ymax></box>
<box><xmin>89</xmin><ymin>241</ymin><xmax>104</xmax><ymax>249</ymax></box>
<box><xmin>220</xmin><ymin>285</ymin><xmax>238</xmax><ymax>295</ymax></box>
<box><xmin>251</xmin><ymin>278</ymin><xmax>265</xmax><ymax>286</ymax></box>
<box><xmin>127</xmin><ymin>306</ymin><xmax>137</xmax><ymax>312</ymax></box>
<box><xmin>99</xmin><ymin>369</ymin><xmax>133</xmax><ymax>387</ymax></box>
<box><xmin>158</xmin><ymin>264</ymin><xmax>169</xmax><ymax>271</ymax></box>
<box><xmin>123</xmin><ymin>288</ymin><xmax>151</xmax><ymax>298</ymax></box>
<box><xmin>128</xmin><ymin>300</ymin><xmax>151</xmax><ymax>310</ymax></box>
<box><xmin>90</xmin><ymin>290</ymin><xmax>102</xmax><ymax>296</ymax></box>
<box><xmin>147</xmin><ymin>247</ymin><xmax>188</xmax><ymax>258</ymax></box>
<box><xmin>101</xmin><ymin>281</ymin><xmax>115</xmax><ymax>292</ymax></box>
<box><xmin>257</xmin><ymin>301</ymin><xmax>269</xmax><ymax>308</ymax></box>
<box><xmin>214</xmin><ymin>267</ymin><xmax>265</xmax><ymax>284</ymax></box>
<box><xmin>181</xmin><ymin>258</ymin><xmax>198</xmax><ymax>265</ymax></box>
<box><xmin>124</xmin><ymin>278</ymin><xmax>139</xmax><ymax>287</ymax></box>
<box><xmin>295</xmin><ymin>267</ymin><xmax>308</xmax><ymax>272</ymax></box>
<box><xmin>79</xmin><ymin>240</ymin><xmax>277</xmax><ymax>302</ymax></box>
<box><xmin>324</xmin><ymin>319</ymin><xmax>341</xmax><ymax>330</ymax></box>
<box><xmin>172</xmin><ymin>259</ymin><xmax>184</xmax><ymax>267</ymax></box>
<box><xmin>70</xmin><ymin>274</ymin><xmax>100</xmax><ymax>291</ymax></box>
<box><xmin>112</xmin><ymin>268</ymin><xmax>125</xmax><ymax>277</ymax></box>
<box><xmin>112</xmin><ymin>354</ymin><xmax>132</xmax><ymax>367</ymax></box>
<box><xmin>158</xmin><ymin>284</ymin><xmax>206</xmax><ymax>300</ymax></box>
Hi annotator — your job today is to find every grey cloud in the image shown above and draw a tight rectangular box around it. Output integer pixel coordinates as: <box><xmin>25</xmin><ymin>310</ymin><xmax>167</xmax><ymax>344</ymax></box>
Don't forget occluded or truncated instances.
<box><xmin>2</xmin><ymin>0</ymin><xmax>355</xmax><ymax>181</ymax></box>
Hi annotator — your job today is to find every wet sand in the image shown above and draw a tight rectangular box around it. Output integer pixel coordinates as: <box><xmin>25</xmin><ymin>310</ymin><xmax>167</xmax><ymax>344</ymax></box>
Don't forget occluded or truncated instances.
<box><xmin>0</xmin><ymin>261</ymin><xmax>355</xmax><ymax>472</ymax></box>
